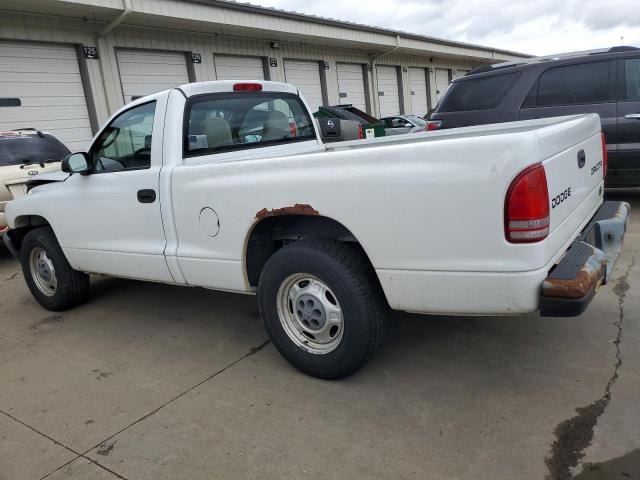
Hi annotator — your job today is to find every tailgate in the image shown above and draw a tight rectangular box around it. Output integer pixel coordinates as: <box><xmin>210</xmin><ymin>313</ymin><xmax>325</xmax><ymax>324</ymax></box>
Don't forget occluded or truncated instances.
<box><xmin>538</xmin><ymin>115</ymin><xmax>604</xmax><ymax>235</ymax></box>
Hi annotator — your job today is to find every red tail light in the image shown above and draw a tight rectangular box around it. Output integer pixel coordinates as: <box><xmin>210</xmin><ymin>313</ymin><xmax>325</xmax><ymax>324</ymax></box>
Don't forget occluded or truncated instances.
<box><xmin>505</xmin><ymin>163</ymin><xmax>550</xmax><ymax>243</ymax></box>
<box><xmin>601</xmin><ymin>132</ymin><xmax>608</xmax><ymax>178</ymax></box>
<box><xmin>233</xmin><ymin>83</ymin><xmax>262</xmax><ymax>92</ymax></box>
<box><xmin>426</xmin><ymin>120</ymin><xmax>442</xmax><ymax>131</ymax></box>
<box><xmin>358</xmin><ymin>124</ymin><xmax>364</xmax><ymax>139</ymax></box>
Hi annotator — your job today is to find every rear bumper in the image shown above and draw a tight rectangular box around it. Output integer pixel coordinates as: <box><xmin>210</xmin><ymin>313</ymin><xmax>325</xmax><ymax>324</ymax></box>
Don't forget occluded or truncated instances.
<box><xmin>540</xmin><ymin>201</ymin><xmax>630</xmax><ymax>317</ymax></box>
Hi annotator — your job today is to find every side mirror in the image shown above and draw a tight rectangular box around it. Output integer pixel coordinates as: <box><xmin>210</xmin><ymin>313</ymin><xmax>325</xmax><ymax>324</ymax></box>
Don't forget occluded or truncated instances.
<box><xmin>404</xmin><ymin>123</ymin><xmax>413</xmax><ymax>128</ymax></box>
<box><xmin>62</xmin><ymin>152</ymin><xmax>91</xmax><ymax>175</ymax></box>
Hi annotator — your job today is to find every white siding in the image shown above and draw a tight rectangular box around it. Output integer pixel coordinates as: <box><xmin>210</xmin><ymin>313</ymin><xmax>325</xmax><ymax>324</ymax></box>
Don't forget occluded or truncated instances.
<box><xmin>284</xmin><ymin>60</ymin><xmax>324</xmax><ymax>111</ymax></box>
<box><xmin>435</xmin><ymin>68</ymin><xmax>450</xmax><ymax>103</ymax></box>
<box><xmin>116</xmin><ymin>49</ymin><xmax>189</xmax><ymax>103</ymax></box>
<box><xmin>376</xmin><ymin>65</ymin><xmax>400</xmax><ymax>116</ymax></box>
<box><xmin>0</xmin><ymin>41</ymin><xmax>93</xmax><ymax>151</ymax></box>
<box><xmin>214</xmin><ymin>55</ymin><xmax>265</xmax><ymax>80</ymax></box>
<box><xmin>336</xmin><ymin>63</ymin><xmax>367</xmax><ymax>112</ymax></box>
<box><xmin>408</xmin><ymin>67</ymin><xmax>428</xmax><ymax>116</ymax></box>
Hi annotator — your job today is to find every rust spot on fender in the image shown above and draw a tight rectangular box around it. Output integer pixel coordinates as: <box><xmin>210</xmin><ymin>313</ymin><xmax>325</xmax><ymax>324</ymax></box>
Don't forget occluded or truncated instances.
<box><xmin>255</xmin><ymin>203</ymin><xmax>319</xmax><ymax>220</ymax></box>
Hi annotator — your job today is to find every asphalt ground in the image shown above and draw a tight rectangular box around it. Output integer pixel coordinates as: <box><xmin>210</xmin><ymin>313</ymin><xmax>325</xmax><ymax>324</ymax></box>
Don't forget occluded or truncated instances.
<box><xmin>1</xmin><ymin>190</ymin><xmax>638</xmax><ymax>480</ymax></box>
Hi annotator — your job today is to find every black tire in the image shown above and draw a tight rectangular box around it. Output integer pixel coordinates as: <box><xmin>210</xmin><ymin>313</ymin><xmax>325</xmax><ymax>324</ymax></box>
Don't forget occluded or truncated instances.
<box><xmin>258</xmin><ymin>238</ymin><xmax>388</xmax><ymax>379</ymax></box>
<box><xmin>20</xmin><ymin>227</ymin><xmax>89</xmax><ymax>311</ymax></box>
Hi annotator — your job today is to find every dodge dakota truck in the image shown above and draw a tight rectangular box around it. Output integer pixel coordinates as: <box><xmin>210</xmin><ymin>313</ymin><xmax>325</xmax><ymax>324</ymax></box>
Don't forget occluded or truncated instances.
<box><xmin>2</xmin><ymin>81</ymin><xmax>630</xmax><ymax>379</ymax></box>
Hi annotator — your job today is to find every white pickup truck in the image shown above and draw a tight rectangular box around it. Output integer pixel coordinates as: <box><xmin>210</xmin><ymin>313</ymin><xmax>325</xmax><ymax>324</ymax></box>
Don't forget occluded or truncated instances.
<box><xmin>2</xmin><ymin>81</ymin><xmax>630</xmax><ymax>378</ymax></box>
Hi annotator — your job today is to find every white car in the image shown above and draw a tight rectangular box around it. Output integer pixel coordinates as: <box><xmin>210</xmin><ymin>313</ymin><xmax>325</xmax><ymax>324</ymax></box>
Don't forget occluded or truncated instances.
<box><xmin>0</xmin><ymin>129</ymin><xmax>68</xmax><ymax>233</ymax></box>
<box><xmin>2</xmin><ymin>81</ymin><xmax>629</xmax><ymax>378</ymax></box>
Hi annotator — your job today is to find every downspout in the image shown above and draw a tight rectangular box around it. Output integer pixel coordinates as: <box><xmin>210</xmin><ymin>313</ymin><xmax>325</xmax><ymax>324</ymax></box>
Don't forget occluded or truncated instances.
<box><xmin>99</xmin><ymin>0</ymin><xmax>133</xmax><ymax>36</ymax></box>
<box><xmin>369</xmin><ymin>35</ymin><xmax>401</xmax><ymax>118</ymax></box>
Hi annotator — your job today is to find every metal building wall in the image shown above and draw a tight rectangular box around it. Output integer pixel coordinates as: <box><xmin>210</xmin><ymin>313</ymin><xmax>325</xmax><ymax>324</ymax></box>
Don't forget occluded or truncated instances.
<box><xmin>1</xmin><ymin>8</ymin><xmax>501</xmax><ymax>131</ymax></box>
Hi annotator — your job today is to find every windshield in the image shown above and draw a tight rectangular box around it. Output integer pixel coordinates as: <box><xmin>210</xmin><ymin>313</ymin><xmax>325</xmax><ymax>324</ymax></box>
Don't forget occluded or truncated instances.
<box><xmin>406</xmin><ymin>116</ymin><xmax>426</xmax><ymax>126</ymax></box>
<box><xmin>0</xmin><ymin>133</ymin><xmax>70</xmax><ymax>167</ymax></box>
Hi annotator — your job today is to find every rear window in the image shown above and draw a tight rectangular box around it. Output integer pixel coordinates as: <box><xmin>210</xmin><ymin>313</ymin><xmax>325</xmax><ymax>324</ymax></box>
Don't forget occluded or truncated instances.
<box><xmin>0</xmin><ymin>133</ymin><xmax>70</xmax><ymax>167</ymax></box>
<box><xmin>437</xmin><ymin>72</ymin><xmax>520</xmax><ymax>112</ymax></box>
<box><xmin>184</xmin><ymin>92</ymin><xmax>316</xmax><ymax>157</ymax></box>
<box><xmin>407</xmin><ymin>115</ymin><xmax>426</xmax><ymax>126</ymax></box>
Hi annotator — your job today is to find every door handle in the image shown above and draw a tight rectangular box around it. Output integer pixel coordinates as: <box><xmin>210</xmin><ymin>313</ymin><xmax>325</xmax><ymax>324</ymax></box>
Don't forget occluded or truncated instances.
<box><xmin>625</xmin><ymin>113</ymin><xmax>640</xmax><ymax>119</ymax></box>
<box><xmin>137</xmin><ymin>189</ymin><xmax>156</xmax><ymax>203</ymax></box>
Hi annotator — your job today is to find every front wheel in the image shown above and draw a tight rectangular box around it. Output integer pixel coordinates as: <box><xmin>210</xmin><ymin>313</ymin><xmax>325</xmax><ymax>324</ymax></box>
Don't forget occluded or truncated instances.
<box><xmin>258</xmin><ymin>238</ymin><xmax>388</xmax><ymax>379</ymax></box>
<box><xmin>20</xmin><ymin>227</ymin><xmax>90</xmax><ymax>311</ymax></box>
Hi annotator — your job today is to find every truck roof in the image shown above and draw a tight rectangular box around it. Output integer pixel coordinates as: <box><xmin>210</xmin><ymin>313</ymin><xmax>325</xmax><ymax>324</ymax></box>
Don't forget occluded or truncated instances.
<box><xmin>125</xmin><ymin>81</ymin><xmax>300</xmax><ymax>110</ymax></box>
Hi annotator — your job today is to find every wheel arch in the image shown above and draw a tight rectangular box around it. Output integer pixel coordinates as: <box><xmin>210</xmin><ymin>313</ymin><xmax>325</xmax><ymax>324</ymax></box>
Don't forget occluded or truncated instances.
<box><xmin>6</xmin><ymin>215</ymin><xmax>52</xmax><ymax>252</ymax></box>
<box><xmin>245</xmin><ymin>214</ymin><xmax>382</xmax><ymax>293</ymax></box>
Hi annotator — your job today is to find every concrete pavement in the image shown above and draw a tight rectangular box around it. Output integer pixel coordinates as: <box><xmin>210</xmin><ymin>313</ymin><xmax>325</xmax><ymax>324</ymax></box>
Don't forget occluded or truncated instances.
<box><xmin>1</xmin><ymin>191</ymin><xmax>638</xmax><ymax>480</ymax></box>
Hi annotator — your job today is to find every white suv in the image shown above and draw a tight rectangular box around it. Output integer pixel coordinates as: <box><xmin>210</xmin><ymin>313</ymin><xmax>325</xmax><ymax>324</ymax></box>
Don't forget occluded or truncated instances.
<box><xmin>0</xmin><ymin>129</ymin><xmax>69</xmax><ymax>233</ymax></box>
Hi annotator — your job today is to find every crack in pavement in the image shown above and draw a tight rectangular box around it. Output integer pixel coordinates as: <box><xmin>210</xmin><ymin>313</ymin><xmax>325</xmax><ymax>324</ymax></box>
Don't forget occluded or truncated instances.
<box><xmin>0</xmin><ymin>408</ymin><xmax>129</xmax><ymax>480</ymax></box>
<box><xmin>4</xmin><ymin>271</ymin><xmax>19</xmax><ymax>281</ymax></box>
<box><xmin>544</xmin><ymin>251</ymin><xmax>638</xmax><ymax>480</ymax></box>
<box><xmin>38</xmin><ymin>339</ymin><xmax>270</xmax><ymax>479</ymax></box>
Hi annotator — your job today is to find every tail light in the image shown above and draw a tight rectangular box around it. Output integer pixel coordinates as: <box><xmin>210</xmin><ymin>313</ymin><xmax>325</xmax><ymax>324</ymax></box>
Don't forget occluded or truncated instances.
<box><xmin>601</xmin><ymin>132</ymin><xmax>608</xmax><ymax>178</ymax></box>
<box><xmin>505</xmin><ymin>163</ymin><xmax>550</xmax><ymax>243</ymax></box>
<box><xmin>233</xmin><ymin>83</ymin><xmax>262</xmax><ymax>92</ymax></box>
<box><xmin>426</xmin><ymin>120</ymin><xmax>442</xmax><ymax>131</ymax></box>
<box><xmin>358</xmin><ymin>124</ymin><xmax>364</xmax><ymax>139</ymax></box>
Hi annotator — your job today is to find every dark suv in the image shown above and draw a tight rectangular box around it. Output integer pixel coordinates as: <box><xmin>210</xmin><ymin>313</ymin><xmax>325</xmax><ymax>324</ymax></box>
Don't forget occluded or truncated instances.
<box><xmin>428</xmin><ymin>46</ymin><xmax>640</xmax><ymax>187</ymax></box>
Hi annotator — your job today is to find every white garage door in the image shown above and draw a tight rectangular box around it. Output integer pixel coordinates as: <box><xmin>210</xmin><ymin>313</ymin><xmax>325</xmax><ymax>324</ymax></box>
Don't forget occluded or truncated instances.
<box><xmin>284</xmin><ymin>60</ymin><xmax>324</xmax><ymax>111</ymax></box>
<box><xmin>408</xmin><ymin>67</ymin><xmax>429</xmax><ymax>116</ymax></box>
<box><xmin>0</xmin><ymin>41</ymin><xmax>93</xmax><ymax>151</ymax></box>
<box><xmin>435</xmin><ymin>68</ymin><xmax>451</xmax><ymax>103</ymax></box>
<box><xmin>215</xmin><ymin>55</ymin><xmax>265</xmax><ymax>81</ymax></box>
<box><xmin>336</xmin><ymin>63</ymin><xmax>367</xmax><ymax>112</ymax></box>
<box><xmin>455</xmin><ymin>69</ymin><xmax>470</xmax><ymax>79</ymax></box>
<box><xmin>376</xmin><ymin>65</ymin><xmax>400</xmax><ymax>117</ymax></box>
<box><xmin>117</xmin><ymin>49</ymin><xmax>189</xmax><ymax>103</ymax></box>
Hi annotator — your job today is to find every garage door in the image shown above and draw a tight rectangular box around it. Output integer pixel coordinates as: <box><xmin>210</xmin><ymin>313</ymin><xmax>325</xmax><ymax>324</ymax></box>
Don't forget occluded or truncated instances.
<box><xmin>435</xmin><ymin>68</ymin><xmax>451</xmax><ymax>103</ymax></box>
<box><xmin>215</xmin><ymin>55</ymin><xmax>265</xmax><ymax>81</ymax></box>
<box><xmin>408</xmin><ymin>67</ymin><xmax>429</xmax><ymax>116</ymax></box>
<box><xmin>0</xmin><ymin>41</ymin><xmax>93</xmax><ymax>151</ymax></box>
<box><xmin>455</xmin><ymin>69</ymin><xmax>470</xmax><ymax>79</ymax></box>
<box><xmin>376</xmin><ymin>65</ymin><xmax>400</xmax><ymax>117</ymax></box>
<box><xmin>117</xmin><ymin>49</ymin><xmax>189</xmax><ymax>103</ymax></box>
<box><xmin>284</xmin><ymin>60</ymin><xmax>324</xmax><ymax>111</ymax></box>
<box><xmin>336</xmin><ymin>63</ymin><xmax>367</xmax><ymax>112</ymax></box>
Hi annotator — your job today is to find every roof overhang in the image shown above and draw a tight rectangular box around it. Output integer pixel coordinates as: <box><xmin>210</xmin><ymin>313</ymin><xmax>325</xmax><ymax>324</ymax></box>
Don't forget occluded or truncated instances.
<box><xmin>1</xmin><ymin>0</ymin><xmax>530</xmax><ymax>63</ymax></box>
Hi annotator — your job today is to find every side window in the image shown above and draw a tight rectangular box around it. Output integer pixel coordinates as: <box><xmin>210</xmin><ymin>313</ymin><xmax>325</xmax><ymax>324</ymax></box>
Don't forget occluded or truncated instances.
<box><xmin>92</xmin><ymin>102</ymin><xmax>156</xmax><ymax>172</ymax></box>
<box><xmin>391</xmin><ymin>118</ymin><xmax>405</xmax><ymax>128</ymax></box>
<box><xmin>527</xmin><ymin>62</ymin><xmax>610</xmax><ymax>107</ymax></box>
<box><xmin>436</xmin><ymin>72</ymin><xmax>521</xmax><ymax>112</ymax></box>
<box><xmin>185</xmin><ymin>92</ymin><xmax>316</xmax><ymax>157</ymax></box>
<box><xmin>624</xmin><ymin>58</ymin><xmax>640</xmax><ymax>101</ymax></box>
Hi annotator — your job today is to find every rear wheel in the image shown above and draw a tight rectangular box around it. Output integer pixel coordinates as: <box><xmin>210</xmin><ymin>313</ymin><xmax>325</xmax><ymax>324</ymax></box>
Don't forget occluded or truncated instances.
<box><xmin>20</xmin><ymin>227</ymin><xmax>89</xmax><ymax>311</ymax></box>
<box><xmin>258</xmin><ymin>238</ymin><xmax>388</xmax><ymax>379</ymax></box>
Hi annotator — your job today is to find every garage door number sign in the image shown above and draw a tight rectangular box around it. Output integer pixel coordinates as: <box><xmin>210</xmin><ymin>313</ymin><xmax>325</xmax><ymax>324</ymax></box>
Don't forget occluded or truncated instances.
<box><xmin>83</xmin><ymin>46</ymin><xmax>99</xmax><ymax>59</ymax></box>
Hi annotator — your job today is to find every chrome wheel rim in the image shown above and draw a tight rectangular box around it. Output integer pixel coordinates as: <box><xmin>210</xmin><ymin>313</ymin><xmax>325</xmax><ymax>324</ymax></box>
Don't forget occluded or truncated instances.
<box><xmin>276</xmin><ymin>274</ymin><xmax>344</xmax><ymax>355</ymax></box>
<box><xmin>29</xmin><ymin>247</ymin><xmax>57</xmax><ymax>297</ymax></box>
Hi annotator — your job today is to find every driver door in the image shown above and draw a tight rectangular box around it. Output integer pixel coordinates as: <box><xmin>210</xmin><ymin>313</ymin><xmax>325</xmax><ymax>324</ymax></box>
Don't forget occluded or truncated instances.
<box><xmin>55</xmin><ymin>100</ymin><xmax>173</xmax><ymax>282</ymax></box>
